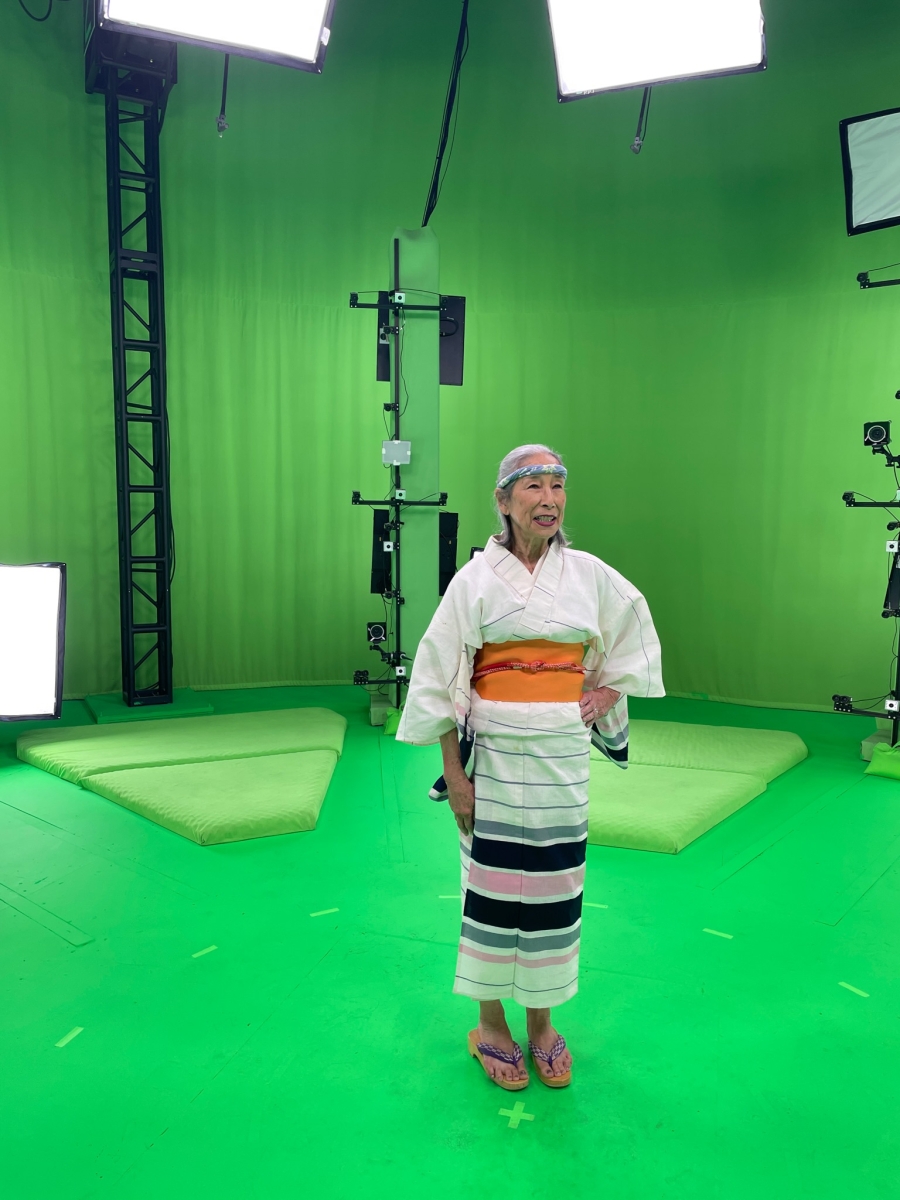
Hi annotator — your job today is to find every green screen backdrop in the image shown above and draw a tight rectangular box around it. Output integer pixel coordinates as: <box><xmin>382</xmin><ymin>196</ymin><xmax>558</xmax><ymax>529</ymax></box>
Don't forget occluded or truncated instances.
<box><xmin>3</xmin><ymin>0</ymin><xmax>900</xmax><ymax>711</ymax></box>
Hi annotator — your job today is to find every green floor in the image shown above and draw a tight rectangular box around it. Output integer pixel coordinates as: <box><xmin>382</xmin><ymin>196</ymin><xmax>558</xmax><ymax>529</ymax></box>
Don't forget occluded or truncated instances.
<box><xmin>1</xmin><ymin>687</ymin><xmax>898</xmax><ymax>1200</ymax></box>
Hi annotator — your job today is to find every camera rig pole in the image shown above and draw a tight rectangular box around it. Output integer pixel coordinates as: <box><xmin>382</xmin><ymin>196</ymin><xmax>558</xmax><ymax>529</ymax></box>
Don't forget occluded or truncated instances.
<box><xmin>350</xmin><ymin>229</ymin><xmax>445</xmax><ymax>712</ymax></box>
<box><xmin>835</xmin><ymin>459</ymin><xmax>900</xmax><ymax>744</ymax></box>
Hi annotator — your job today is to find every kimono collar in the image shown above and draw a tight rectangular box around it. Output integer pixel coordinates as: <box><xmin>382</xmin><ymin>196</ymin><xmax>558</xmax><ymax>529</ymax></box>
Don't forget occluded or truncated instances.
<box><xmin>484</xmin><ymin>536</ymin><xmax>563</xmax><ymax>601</ymax></box>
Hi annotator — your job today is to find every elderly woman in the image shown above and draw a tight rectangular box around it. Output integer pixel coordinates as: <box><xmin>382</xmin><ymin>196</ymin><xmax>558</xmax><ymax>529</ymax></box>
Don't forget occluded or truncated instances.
<box><xmin>396</xmin><ymin>444</ymin><xmax>663</xmax><ymax>1090</ymax></box>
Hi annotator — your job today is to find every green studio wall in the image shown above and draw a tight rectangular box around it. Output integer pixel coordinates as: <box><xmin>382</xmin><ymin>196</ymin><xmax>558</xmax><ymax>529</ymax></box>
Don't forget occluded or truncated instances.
<box><xmin>2</xmin><ymin>0</ymin><xmax>900</xmax><ymax>710</ymax></box>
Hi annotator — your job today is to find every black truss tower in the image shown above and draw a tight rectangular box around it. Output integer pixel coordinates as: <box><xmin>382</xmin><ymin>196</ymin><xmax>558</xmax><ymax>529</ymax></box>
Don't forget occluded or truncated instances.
<box><xmin>86</xmin><ymin>23</ymin><xmax>177</xmax><ymax>706</ymax></box>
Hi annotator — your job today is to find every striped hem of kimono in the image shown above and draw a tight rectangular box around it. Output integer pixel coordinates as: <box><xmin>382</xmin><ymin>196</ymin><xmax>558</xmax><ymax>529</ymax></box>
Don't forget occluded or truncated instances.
<box><xmin>454</xmin><ymin>717</ymin><xmax>588</xmax><ymax>1008</ymax></box>
<box><xmin>453</xmin><ymin>913</ymin><xmax>582</xmax><ymax>1007</ymax></box>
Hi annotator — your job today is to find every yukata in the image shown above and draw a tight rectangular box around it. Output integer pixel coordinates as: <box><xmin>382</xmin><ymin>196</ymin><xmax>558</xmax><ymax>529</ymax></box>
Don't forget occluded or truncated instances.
<box><xmin>396</xmin><ymin>536</ymin><xmax>663</xmax><ymax>1007</ymax></box>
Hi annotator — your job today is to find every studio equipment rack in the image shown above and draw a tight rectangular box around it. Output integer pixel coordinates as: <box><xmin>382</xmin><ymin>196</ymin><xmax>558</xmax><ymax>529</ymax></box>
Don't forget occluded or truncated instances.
<box><xmin>84</xmin><ymin>15</ymin><xmax>177</xmax><ymax>707</ymax></box>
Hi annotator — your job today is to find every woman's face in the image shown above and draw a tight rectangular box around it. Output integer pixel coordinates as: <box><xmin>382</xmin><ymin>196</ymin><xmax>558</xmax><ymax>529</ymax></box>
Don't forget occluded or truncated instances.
<box><xmin>497</xmin><ymin>454</ymin><xmax>567</xmax><ymax>545</ymax></box>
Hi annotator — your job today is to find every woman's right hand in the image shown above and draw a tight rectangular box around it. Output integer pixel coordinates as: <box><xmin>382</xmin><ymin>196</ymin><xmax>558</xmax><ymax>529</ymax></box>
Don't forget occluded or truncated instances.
<box><xmin>447</xmin><ymin>773</ymin><xmax>476</xmax><ymax>838</ymax></box>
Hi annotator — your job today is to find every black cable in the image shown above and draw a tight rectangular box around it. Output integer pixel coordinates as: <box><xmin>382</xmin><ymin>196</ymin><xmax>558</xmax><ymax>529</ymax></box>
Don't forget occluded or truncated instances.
<box><xmin>849</xmin><ymin>491</ymin><xmax>900</xmax><ymax>519</ymax></box>
<box><xmin>399</xmin><ymin>318</ymin><xmax>411</xmax><ymax>415</ymax></box>
<box><xmin>422</xmin><ymin>0</ymin><xmax>470</xmax><ymax>227</ymax></box>
<box><xmin>631</xmin><ymin>86</ymin><xmax>652</xmax><ymax>154</ymax></box>
<box><xmin>18</xmin><ymin>0</ymin><xmax>55</xmax><ymax>20</ymax></box>
<box><xmin>216</xmin><ymin>55</ymin><xmax>230</xmax><ymax>136</ymax></box>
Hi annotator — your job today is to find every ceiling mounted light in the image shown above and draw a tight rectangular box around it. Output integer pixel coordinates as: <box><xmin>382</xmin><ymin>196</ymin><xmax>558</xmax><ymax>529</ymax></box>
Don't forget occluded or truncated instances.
<box><xmin>840</xmin><ymin>107</ymin><xmax>900</xmax><ymax>236</ymax></box>
<box><xmin>98</xmin><ymin>0</ymin><xmax>336</xmax><ymax>72</ymax></box>
<box><xmin>546</xmin><ymin>0</ymin><xmax>765</xmax><ymax>99</ymax></box>
<box><xmin>0</xmin><ymin>564</ymin><xmax>67</xmax><ymax>722</ymax></box>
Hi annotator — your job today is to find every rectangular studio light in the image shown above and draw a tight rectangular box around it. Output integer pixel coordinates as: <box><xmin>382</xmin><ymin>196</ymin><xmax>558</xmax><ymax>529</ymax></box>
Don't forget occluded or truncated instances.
<box><xmin>99</xmin><ymin>1</ymin><xmax>335</xmax><ymax>71</ymax></box>
<box><xmin>840</xmin><ymin>108</ymin><xmax>900</xmax><ymax>236</ymax></box>
<box><xmin>546</xmin><ymin>0</ymin><xmax>765</xmax><ymax>99</ymax></box>
<box><xmin>0</xmin><ymin>564</ymin><xmax>67</xmax><ymax>721</ymax></box>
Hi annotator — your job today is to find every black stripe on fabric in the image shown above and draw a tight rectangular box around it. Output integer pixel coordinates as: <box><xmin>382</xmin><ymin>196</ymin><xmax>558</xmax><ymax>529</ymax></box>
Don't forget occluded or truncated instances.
<box><xmin>463</xmin><ymin>890</ymin><xmax>583</xmax><ymax>932</ymax></box>
<box><xmin>481</xmin><ymin>607</ymin><xmax>525</xmax><ymax>630</ymax></box>
<box><xmin>475</xmin><ymin>818</ymin><xmax>589</xmax><ymax>841</ymax></box>
<box><xmin>474</xmin><ymin>772</ymin><xmax>591</xmax><ymax>788</ymax></box>
<box><xmin>594</xmin><ymin>743</ymin><xmax>628</xmax><ymax>763</ymax></box>
<box><xmin>478</xmin><ymin>744</ymin><xmax>589</xmax><ymax>760</ymax></box>
<box><xmin>470</xmin><ymin>834</ymin><xmax>586</xmax><ymax>872</ymax></box>
<box><xmin>473</xmin><ymin>795</ymin><xmax>589</xmax><ymax>812</ymax></box>
<box><xmin>460</xmin><ymin>922</ymin><xmax>581</xmax><ymax>953</ymax></box>
<box><xmin>455</xmin><ymin>973</ymin><xmax>577</xmax><ymax>995</ymax></box>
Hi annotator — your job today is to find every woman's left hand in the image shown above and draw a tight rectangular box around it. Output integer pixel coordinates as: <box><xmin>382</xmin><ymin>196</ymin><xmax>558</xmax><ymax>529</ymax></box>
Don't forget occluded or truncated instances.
<box><xmin>579</xmin><ymin>686</ymin><xmax>621</xmax><ymax>727</ymax></box>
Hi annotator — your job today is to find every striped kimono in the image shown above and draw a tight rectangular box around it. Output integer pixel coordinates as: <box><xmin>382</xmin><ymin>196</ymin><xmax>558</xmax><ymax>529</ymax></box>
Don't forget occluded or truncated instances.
<box><xmin>396</xmin><ymin>536</ymin><xmax>663</xmax><ymax>1007</ymax></box>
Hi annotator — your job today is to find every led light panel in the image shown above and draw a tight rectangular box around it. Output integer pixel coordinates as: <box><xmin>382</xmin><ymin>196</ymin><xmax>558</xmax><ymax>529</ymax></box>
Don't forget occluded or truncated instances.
<box><xmin>840</xmin><ymin>108</ymin><xmax>900</xmax><ymax>236</ymax></box>
<box><xmin>0</xmin><ymin>564</ymin><xmax>67</xmax><ymax>721</ymax></box>
<box><xmin>101</xmin><ymin>1</ymin><xmax>334</xmax><ymax>70</ymax></box>
<box><xmin>546</xmin><ymin>0</ymin><xmax>765</xmax><ymax>98</ymax></box>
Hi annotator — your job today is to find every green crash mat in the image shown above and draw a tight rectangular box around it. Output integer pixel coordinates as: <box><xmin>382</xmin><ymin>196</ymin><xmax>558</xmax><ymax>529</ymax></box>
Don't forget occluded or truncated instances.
<box><xmin>588</xmin><ymin>720</ymin><xmax>808</xmax><ymax>853</ymax></box>
<box><xmin>82</xmin><ymin>751</ymin><xmax>340</xmax><ymax>846</ymax></box>
<box><xmin>591</xmin><ymin>719</ymin><xmax>807</xmax><ymax>780</ymax></box>
<box><xmin>16</xmin><ymin>707</ymin><xmax>347</xmax><ymax>785</ymax></box>
<box><xmin>588</xmin><ymin>764</ymin><xmax>767</xmax><ymax>855</ymax></box>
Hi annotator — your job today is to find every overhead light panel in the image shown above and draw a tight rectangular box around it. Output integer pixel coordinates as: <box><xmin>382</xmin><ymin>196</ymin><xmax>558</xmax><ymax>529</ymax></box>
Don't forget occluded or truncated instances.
<box><xmin>840</xmin><ymin>108</ymin><xmax>900</xmax><ymax>236</ymax></box>
<box><xmin>546</xmin><ymin>0</ymin><xmax>765</xmax><ymax>99</ymax></box>
<box><xmin>99</xmin><ymin>0</ymin><xmax>335</xmax><ymax>71</ymax></box>
<box><xmin>0</xmin><ymin>563</ymin><xmax>67</xmax><ymax>721</ymax></box>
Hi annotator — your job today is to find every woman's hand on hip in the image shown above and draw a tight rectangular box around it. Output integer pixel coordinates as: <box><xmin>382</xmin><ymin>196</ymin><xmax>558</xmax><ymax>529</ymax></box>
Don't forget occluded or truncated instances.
<box><xmin>447</xmin><ymin>773</ymin><xmax>476</xmax><ymax>838</ymax></box>
<box><xmin>580</xmin><ymin>686</ymin><xmax>621</xmax><ymax>727</ymax></box>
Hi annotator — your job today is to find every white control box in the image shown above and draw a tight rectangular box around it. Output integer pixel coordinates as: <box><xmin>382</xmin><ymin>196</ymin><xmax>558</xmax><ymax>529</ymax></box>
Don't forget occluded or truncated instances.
<box><xmin>382</xmin><ymin>440</ymin><xmax>411</xmax><ymax>466</ymax></box>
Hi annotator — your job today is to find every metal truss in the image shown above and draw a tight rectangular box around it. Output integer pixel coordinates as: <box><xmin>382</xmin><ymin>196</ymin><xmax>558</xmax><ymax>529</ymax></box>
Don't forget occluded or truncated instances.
<box><xmin>98</xmin><ymin>57</ymin><xmax>176</xmax><ymax>705</ymax></box>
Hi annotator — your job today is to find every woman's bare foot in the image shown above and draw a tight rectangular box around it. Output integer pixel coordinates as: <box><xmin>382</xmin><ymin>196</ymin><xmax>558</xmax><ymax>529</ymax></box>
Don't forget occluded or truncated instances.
<box><xmin>472</xmin><ymin>1001</ymin><xmax>528</xmax><ymax>1086</ymax></box>
<box><xmin>526</xmin><ymin>1008</ymin><xmax>573</xmax><ymax>1080</ymax></box>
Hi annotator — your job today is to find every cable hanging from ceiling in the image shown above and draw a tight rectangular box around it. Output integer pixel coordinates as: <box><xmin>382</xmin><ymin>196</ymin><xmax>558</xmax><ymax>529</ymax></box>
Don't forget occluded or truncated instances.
<box><xmin>422</xmin><ymin>0</ymin><xmax>470</xmax><ymax>227</ymax></box>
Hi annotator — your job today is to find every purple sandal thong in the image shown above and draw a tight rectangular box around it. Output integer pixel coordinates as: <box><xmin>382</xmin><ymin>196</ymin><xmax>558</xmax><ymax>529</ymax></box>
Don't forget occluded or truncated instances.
<box><xmin>467</xmin><ymin>1030</ymin><xmax>529</xmax><ymax>1091</ymax></box>
<box><xmin>528</xmin><ymin>1035</ymin><xmax>572</xmax><ymax>1088</ymax></box>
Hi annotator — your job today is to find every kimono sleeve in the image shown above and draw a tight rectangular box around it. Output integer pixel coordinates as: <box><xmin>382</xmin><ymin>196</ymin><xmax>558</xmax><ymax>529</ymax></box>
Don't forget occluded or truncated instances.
<box><xmin>589</xmin><ymin>565</ymin><xmax>664</xmax><ymax>699</ymax></box>
<box><xmin>584</xmin><ymin>560</ymin><xmax>664</xmax><ymax>768</ymax></box>
<box><xmin>395</xmin><ymin>569</ymin><xmax>481</xmax><ymax>746</ymax></box>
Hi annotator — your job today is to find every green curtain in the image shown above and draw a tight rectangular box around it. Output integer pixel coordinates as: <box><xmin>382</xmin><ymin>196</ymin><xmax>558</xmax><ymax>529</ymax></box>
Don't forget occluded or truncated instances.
<box><xmin>3</xmin><ymin>0</ymin><xmax>900</xmax><ymax>710</ymax></box>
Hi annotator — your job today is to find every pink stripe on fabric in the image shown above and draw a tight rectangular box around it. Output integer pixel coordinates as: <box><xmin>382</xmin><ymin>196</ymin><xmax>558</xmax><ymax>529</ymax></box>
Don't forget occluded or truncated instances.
<box><xmin>466</xmin><ymin>864</ymin><xmax>585</xmax><ymax>898</ymax></box>
<box><xmin>459</xmin><ymin>945</ymin><xmax>517</xmax><ymax>966</ymax></box>
<box><xmin>516</xmin><ymin>946</ymin><xmax>580</xmax><ymax>969</ymax></box>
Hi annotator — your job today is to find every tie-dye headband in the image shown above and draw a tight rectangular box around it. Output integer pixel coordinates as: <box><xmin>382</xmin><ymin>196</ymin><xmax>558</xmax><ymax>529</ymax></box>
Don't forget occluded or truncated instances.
<box><xmin>497</xmin><ymin>463</ymin><xmax>567</xmax><ymax>490</ymax></box>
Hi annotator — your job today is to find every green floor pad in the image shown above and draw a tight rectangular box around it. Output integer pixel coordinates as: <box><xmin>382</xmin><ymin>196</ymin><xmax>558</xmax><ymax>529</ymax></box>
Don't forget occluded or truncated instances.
<box><xmin>16</xmin><ymin>707</ymin><xmax>346</xmax><ymax>785</ymax></box>
<box><xmin>82</xmin><ymin>750</ymin><xmax>340</xmax><ymax>845</ymax></box>
<box><xmin>591</xmin><ymin>719</ymin><xmax>807</xmax><ymax>780</ymax></box>
<box><xmin>588</xmin><ymin>762</ymin><xmax>767</xmax><ymax>853</ymax></box>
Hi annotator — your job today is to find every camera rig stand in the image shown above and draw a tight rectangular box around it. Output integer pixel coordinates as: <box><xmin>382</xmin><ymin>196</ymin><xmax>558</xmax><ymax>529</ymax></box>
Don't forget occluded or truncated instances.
<box><xmin>834</xmin><ymin>428</ymin><xmax>900</xmax><ymax>744</ymax></box>
<box><xmin>349</xmin><ymin>233</ymin><xmax>446</xmax><ymax>711</ymax></box>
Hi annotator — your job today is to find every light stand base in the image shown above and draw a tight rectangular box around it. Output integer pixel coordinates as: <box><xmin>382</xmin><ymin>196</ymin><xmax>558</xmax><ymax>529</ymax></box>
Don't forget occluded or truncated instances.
<box><xmin>861</xmin><ymin>728</ymin><xmax>893</xmax><ymax>761</ymax></box>
<box><xmin>369</xmin><ymin>693</ymin><xmax>393</xmax><ymax>727</ymax></box>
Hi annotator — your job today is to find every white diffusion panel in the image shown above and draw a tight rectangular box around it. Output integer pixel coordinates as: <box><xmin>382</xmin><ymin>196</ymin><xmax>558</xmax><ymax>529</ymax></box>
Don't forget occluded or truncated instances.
<box><xmin>104</xmin><ymin>0</ymin><xmax>331</xmax><ymax>64</ymax></box>
<box><xmin>547</xmin><ymin>0</ymin><xmax>764</xmax><ymax>96</ymax></box>
<box><xmin>846</xmin><ymin>111</ymin><xmax>900</xmax><ymax>233</ymax></box>
<box><xmin>0</xmin><ymin>565</ymin><xmax>65</xmax><ymax>719</ymax></box>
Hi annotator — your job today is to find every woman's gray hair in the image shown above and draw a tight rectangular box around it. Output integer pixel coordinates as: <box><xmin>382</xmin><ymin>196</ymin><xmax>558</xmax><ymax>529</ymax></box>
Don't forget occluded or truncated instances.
<box><xmin>493</xmin><ymin>443</ymin><xmax>571</xmax><ymax>548</ymax></box>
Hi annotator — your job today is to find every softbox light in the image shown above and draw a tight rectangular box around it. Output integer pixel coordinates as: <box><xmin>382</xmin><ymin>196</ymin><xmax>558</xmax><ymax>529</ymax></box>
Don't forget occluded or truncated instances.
<box><xmin>98</xmin><ymin>0</ymin><xmax>335</xmax><ymax>72</ymax></box>
<box><xmin>839</xmin><ymin>108</ymin><xmax>900</xmax><ymax>236</ymax></box>
<box><xmin>0</xmin><ymin>564</ymin><xmax>67</xmax><ymax>721</ymax></box>
<box><xmin>546</xmin><ymin>0</ymin><xmax>765</xmax><ymax>99</ymax></box>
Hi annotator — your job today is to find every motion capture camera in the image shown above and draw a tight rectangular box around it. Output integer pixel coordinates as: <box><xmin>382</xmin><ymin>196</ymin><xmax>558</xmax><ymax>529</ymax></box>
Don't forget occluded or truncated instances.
<box><xmin>367</xmin><ymin>622</ymin><xmax>387</xmax><ymax>645</ymax></box>
<box><xmin>864</xmin><ymin>421</ymin><xmax>891</xmax><ymax>449</ymax></box>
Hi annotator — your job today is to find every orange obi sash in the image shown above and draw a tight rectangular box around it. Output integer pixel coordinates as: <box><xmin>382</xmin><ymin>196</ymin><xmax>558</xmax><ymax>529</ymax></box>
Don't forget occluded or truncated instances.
<box><xmin>472</xmin><ymin>639</ymin><xmax>586</xmax><ymax>702</ymax></box>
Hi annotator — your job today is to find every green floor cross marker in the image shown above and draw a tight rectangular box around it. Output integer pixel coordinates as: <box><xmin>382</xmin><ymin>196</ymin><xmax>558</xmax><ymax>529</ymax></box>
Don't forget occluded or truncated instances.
<box><xmin>498</xmin><ymin>1101</ymin><xmax>534</xmax><ymax>1129</ymax></box>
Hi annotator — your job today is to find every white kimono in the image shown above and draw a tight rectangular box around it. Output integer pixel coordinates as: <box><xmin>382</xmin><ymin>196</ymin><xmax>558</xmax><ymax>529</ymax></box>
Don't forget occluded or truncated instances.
<box><xmin>396</xmin><ymin>536</ymin><xmax>664</xmax><ymax>1007</ymax></box>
